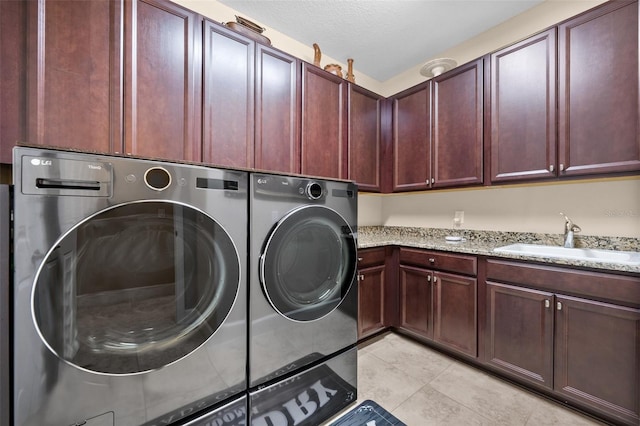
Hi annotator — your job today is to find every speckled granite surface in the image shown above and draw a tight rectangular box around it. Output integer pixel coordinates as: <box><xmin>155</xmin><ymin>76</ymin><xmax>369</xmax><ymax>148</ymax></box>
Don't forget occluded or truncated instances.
<box><xmin>357</xmin><ymin>226</ymin><xmax>640</xmax><ymax>274</ymax></box>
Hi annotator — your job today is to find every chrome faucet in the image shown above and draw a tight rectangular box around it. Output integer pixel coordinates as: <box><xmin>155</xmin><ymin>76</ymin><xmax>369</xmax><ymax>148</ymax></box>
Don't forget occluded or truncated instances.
<box><xmin>560</xmin><ymin>212</ymin><xmax>581</xmax><ymax>248</ymax></box>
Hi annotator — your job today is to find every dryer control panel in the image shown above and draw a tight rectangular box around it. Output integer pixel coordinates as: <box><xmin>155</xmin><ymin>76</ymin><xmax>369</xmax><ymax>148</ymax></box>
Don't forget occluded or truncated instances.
<box><xmin>20</xmin><ymin>154</ymin><xmax>112</xmax><ymax>197</ymax></box>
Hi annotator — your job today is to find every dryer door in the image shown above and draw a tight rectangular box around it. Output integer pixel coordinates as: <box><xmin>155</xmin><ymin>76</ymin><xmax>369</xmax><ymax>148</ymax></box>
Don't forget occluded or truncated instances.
<box><xmin>32</xmin><ymin>201</ymin><xmax>240</xmax><ymax>375</ymax></box>
<box><xmin>259</xmin><ymin>205</ymin><xmax>357</xmax><ymax>322</ymax></box>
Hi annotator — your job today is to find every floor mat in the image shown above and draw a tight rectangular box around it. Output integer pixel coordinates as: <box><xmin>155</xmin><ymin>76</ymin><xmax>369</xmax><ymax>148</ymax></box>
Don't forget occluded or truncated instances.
<box><xmin>329</xmin><ymin>400</ymin><xmax>407</xmax><ymax>426</ymax></box>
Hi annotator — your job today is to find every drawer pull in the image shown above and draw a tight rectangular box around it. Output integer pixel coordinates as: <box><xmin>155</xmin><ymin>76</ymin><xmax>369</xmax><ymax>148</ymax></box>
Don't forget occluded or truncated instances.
<box><xmin>428</xmin><ymin>258</ymin><xmax>435</xmax><ymax>263</ymax></box>
<box><xmin>358</xmin><ymin>257</ymin><xmax>363</xmax><ymax>262</ymax></box>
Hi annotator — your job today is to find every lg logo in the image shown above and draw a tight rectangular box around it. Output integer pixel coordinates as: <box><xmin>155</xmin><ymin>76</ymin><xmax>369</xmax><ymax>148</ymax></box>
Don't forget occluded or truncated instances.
<box><xmin>30</xmin><ymin>158</ymin><xmax>52</xmax><ymax>166</ymax></box>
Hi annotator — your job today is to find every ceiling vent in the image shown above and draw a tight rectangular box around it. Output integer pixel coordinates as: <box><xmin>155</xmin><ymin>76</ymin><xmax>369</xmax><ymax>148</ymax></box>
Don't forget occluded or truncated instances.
<box><xmin>420</xmin><ymin>58</ymin><xmax>457</xmax><ymax>78</ymax></box>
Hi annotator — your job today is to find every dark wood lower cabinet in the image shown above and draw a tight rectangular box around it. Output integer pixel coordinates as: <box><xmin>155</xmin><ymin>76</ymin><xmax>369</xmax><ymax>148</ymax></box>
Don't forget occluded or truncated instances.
<box><xmin>357</xmin><ymin>264</ymin><xmax>386</xmax><ymax>339</ymax></box>
<box><xmin>554</xmin><ymin>295</ymin><xmax>640</xmax><ymax>425</ymax></box>
<box><xmin>398</xmin><ymin>265</ymin><xmax>433</xmax><ymax>338</ymax></box>
<box><xmin>357</xmin><ymin>248</ymin><xmax>389</xmax><ymax>340</ymax></box>
<box><xmin>434</xmin><ymin>271</ymin><xmax>477</xmax><ymax>357</ymax></box>
<box><xmin>486</xmin><ymin>282</ymin><xmax>554</xmax><ymax>388</ymax></box>
<box><xmin>397</xmin><ymin>249</ymin><xmax>478</xmax><ymax>358</ymax></box>
<box><xmin>485</xmin><ymin>258</ymin><xmax>640</xmax><ymax>425</ymax></box>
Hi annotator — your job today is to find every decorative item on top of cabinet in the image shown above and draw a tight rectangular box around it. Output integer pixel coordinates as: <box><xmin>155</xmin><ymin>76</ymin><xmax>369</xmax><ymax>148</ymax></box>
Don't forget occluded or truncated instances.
<box><xmin>225</xmin><ymin>15</ymin><xmax>271</xmax><ymax>45</ymax></box>
<box><xmin>324</xmin><ymin>64</ymin><xmax>343</xmax><ymax>78</ymax></box>
<box><xmin>346</xmin><ymin>59</ymin><xmax>355</xmax><ymax>83</ymax></box>
<box><xmin>313</xmin><ymin>43</ymin><xmax>322</xmax><ymax>67</ymax></box>
<box><xmin>557</xmin><ymin>0</ymin><xmax>640</xmax><ymax>177</ymax></box>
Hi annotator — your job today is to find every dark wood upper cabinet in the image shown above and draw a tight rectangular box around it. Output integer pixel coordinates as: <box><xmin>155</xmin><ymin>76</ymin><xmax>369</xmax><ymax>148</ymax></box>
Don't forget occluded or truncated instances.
<box><xmin>124</xmin><ymin>0</ymin><xmax>201</xmax><ymax>162</ymax></box>
<box><xmin>489</xmin><ymin>29</ymin><xmax>557</xmax><ymax>182</ymax></box>
<box><xmin>202</xmin><ymin>21</ymin><xmax>254</xmax><ymax>168</ymax></box>
<box><xmin>254</xmin><ymin>44</ymin><xmax>300</xmax><ymax>174</ymax></box>
<box><xmin>558</xmin><ymin>1</ymin><xmax>640</xmax><ymax>176</ymax></box>
<box><xmin>348</xmin><ymin>84</ymin><xmax>382</xmax><ymax>192</ymax></box>
<box><xmin>301</xmin><ymin>63</ymin><xmax>348</xmax><ymax>179</ymax></box>
<box><xmin>432</xmin><ymin>58</ymin><xmax>484</xmax><ymax>188</ymax></box>
<box><xmin>24</xmin><ymin>0</ymin><xmax>123</xmax><ymax>156</ymax></box>
<box><xmin>392</xmin><ymin>82</ymin><xmax>430</xmax><ymax>191</ymax></box>
<box><xmin>0</xmin><ymin>0</ymin><xmax>28</xmax><ymax>163</ymax></box>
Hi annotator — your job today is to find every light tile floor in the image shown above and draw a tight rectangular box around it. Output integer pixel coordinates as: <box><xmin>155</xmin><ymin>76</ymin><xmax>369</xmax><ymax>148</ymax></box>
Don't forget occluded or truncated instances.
<box><xmin>325</xmin><ymin>332</ymin><xmax>606</xmax><ymax>425</ymax></box>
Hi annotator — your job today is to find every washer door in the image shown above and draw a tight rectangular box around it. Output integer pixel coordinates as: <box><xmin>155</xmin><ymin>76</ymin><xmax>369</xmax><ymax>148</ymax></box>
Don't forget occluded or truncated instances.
<box><xmin>32</xmin><ymin>201</ymin><xmax>240</xmax><ymax>375</ymax></box>
<box><xmin>260</xmin><ymin>205</ymin><xmax>357</xmax><ymax>322</ymax></box>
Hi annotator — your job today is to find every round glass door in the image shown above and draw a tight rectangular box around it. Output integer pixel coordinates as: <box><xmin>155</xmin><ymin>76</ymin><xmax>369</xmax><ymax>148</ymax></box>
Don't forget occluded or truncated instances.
<box><xmin>32</xmin><ymin>201</ymin><xmax>240</xmax><ymax>375</ymax></box>
<box><xmin>260</xmin><ymin>205</ymin><xmax>357</xmax><ymax>322</ymax></box>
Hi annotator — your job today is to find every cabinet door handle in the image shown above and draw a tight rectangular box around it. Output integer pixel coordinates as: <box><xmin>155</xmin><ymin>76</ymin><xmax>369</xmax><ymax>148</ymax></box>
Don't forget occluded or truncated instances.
<box><xmin>427</xmin><ymin>275</ymin><xmax>431</xmax><ymax>283</ymax></box>
<box><xmin>549</xmin><ymin>165</ymin><xmax>554</xmax><ymax>172</ymax></box>
<box><xmin>433</xmin><ymin>276</ymin><xmax>438</xmax><ymax>283</ymax></box>
<box><xmin>557</xmin><ymin>302</ymin><xmax>562</xmax><ymax>311</ymax></box>
<box><xmin>559</xmin><ymin>163</ymin><xmax>565</xmax><ymax>172</ymax></box>
<box><xmin>544</xmin><ymin>299</ymin><xmax>550</xmax><ymax>308</ymax></box>
<box><xmin>431</xmin><ymin>178</ymin><xmax>435</xmax><ymax>184</ymax></box>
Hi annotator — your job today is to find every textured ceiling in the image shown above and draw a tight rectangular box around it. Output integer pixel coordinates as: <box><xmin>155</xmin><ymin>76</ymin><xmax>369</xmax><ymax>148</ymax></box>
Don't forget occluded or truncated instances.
<box><xmin>217</xmin><ymin>0</ymin><xmax>544</xmax><ymax>81</ymax></box>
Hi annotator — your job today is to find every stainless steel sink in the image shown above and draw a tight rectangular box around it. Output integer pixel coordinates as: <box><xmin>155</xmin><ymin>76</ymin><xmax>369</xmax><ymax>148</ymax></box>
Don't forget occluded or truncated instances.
<box><xmin>493</xmin><ymin>243</ymin><xmax>640</xmax><ymax>266</ymax></box>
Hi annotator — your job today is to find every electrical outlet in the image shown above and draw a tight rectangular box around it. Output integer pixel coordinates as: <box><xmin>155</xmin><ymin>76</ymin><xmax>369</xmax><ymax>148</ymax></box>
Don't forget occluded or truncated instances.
<box><xmin>454</xmin><ymin>211</ymin><xmax>464</xmax><ymax>226</ymax></box>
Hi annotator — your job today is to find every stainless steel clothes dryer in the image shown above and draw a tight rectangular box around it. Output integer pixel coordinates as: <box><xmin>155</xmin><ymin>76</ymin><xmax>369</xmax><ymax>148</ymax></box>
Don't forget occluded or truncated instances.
<box><xmin>248</xmin><ymin>173</ymin><xmax>358</xmax><ymax>389</ymax></box>
<box><xmin>12</xmin><ymin>147</ymin><xmax>248</xmax><ymax>426</ymax></box>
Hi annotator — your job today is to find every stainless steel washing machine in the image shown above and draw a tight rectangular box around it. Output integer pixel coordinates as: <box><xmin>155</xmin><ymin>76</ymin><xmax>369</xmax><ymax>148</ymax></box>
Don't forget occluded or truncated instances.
<box><xmin>248</xmin><ymin>172</ymin><xmax>358</xmax><ymax>391</ymax></box>
<box><xmin>12</xmin><ymin>147</ymin><xmax>248</xmax><ymax>426</ymax></box>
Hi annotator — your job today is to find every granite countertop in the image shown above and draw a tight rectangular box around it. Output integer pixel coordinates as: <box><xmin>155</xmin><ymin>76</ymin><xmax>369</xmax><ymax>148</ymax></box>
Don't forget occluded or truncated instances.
<box><xmin>357</xmin><ymin>226</ymin><xmax>640</xmax><ymax>274</ymax></box>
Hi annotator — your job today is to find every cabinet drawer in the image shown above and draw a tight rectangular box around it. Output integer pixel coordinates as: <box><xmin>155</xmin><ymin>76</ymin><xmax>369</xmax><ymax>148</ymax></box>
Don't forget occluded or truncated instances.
<box><xmin>486</xmin><ymin>258</ymin><xmax>640</xmax><ymax>308</ymax></box>
<box><xmin>399</xmin><ymin>248</ymin><xmax>477</xmax><ymax>276</ymax></box>
<box><xmin>358</xmin><ymin>247</ymin><xmax>386</xmax><ymax>268</ymax></box>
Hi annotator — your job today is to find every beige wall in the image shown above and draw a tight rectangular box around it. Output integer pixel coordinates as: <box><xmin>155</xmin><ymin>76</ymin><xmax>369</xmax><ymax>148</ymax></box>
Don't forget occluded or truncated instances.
<box><xmin>358</xmin><ymin>177</ymin><xmax>640</xmax><ymax>238</ymax></box>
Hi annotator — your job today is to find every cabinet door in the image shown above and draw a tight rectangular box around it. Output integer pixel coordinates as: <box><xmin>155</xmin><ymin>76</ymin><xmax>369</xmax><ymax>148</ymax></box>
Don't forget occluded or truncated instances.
<box><xmin>486</xmin><ymin>282</ymin><xmax>554</xmax><ymax>388</ymax></box>
<box><xmin>301</xmin><ymin>63</ymin><xmax>347</xmax><ymax>179</ymax></box>
<box><xmin>398</xmin><ymin>265</ymin><xmax>432</xmax><ymax>338</ymax></box>
<box><xmin>554</xmin><ymin>295</ymin><xmax>640</xmax><ymax>425</ymax></box>
<box><xmin>432</xmin><ymin>59</ymin><xmax>484</xmax><ymax>188</ymax></box>
<box><xmin>433</xmin><ymin>271</ymin><xmax>477</xmax><ymax>357</ymax></box>
<box><xmin>0</xmin><ymin>0</ymin><xmax>27</xmax><ymax>163</ymax></box>
<box><xmin>358</xmin><ymin>265</ymin><xmax>386</xmax><ymax>339</ymax></box>
<box><xmin>348</xmin><ymin>85</ymin><xmax>382</xmax><ymax>192</ymax></box>
<box><xmin>202</xmin><ymin>21</ymin><xmax>254</xmax><ymax>168</ymax></box>
<box><xmin>490</xmin><ymin>29</ymin><xmax>557</xmax><ymax>182</ymax></box>
<box><xmin>124</xmin><ymin>0</ymin><xmax>201</xmax><ymax>162</ymax></box>
<box><xmin>558</xmin><ymin>1</ymin><xmax>640</xmax><ymax>176</ymax></box>
<box><xmin>25</xmin><ymin>0</ymin><xmax>122</xmax><ymax>155</ymax></box>
<box><xmin>255</xmin><ymin>44</ymin><xmax>299</xmax><ymax>173</ymax></box>
<box><xmin>392</xmin><ymin>82</ymin><xmax>430</xmax><ymax>191</ymax></box>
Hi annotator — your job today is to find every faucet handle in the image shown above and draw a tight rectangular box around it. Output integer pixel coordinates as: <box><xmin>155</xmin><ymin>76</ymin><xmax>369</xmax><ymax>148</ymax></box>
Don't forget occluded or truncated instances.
<box><xmin>560</xmin><ymin>212</ymin><xmax>581</xmax><ymax>232</ymax></box>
